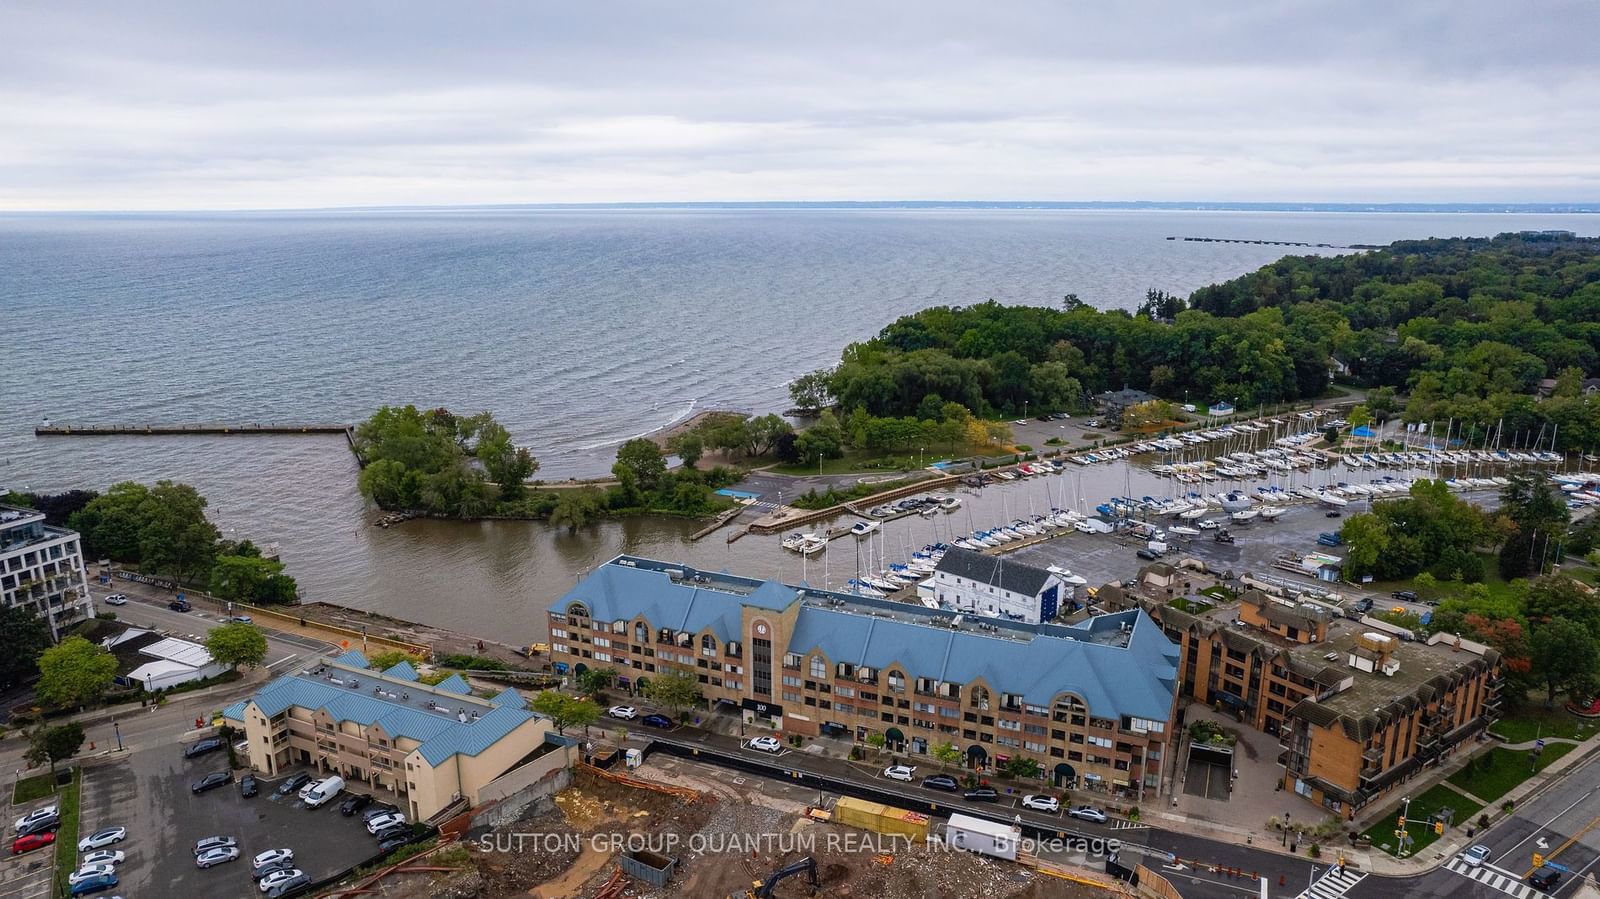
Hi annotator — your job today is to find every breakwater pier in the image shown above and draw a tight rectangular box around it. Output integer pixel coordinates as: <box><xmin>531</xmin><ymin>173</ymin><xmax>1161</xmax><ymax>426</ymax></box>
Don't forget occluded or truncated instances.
<box><xmin>35</xmin><ymin>422</ymin><xmax>352</xmax><ymax>436</ymax></box>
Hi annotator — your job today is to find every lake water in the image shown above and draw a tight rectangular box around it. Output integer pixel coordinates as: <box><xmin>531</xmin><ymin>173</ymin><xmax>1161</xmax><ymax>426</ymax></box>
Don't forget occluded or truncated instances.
<box><xmin>3</xmin><ymin>208</ymin><xmax>1593</xmax><ymax>642</ymax></box>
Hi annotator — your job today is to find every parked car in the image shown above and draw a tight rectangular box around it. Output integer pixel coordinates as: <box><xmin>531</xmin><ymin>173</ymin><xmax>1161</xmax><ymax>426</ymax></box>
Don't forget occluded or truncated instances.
<box><xmin>253</xmin><ymin>849</ymin><xmax>295</xmax><ymax>869</ymax></box>
<box><xmin>191</xmin><ymin>771</ymin><xmax>234</xmax><ymax>794</ymax></box>
<box><xmin>1021</xmin><ymin>794</ymin><xmax>1060</xmax><ymax>813</ymax></box>
<box><xmin>80</xmin><ymin>850</ymin><xmax>125</xmax><ymax>867</ymax></box>
<box><xmin>1135</xmin><ymin>548</ymin><xmax>1159</xmax><ymax>561</ymax></box>
<box><xmin>371</xmin><ymin>821</ymin><xmax>409</xmax><ymax>841</ymax></box>
<box><xmin>169</xmin><ymin>599</ymin><xmax>192</xmax><ymax>612</ymax></box>
<box><xmin>258</xmin><ymin>869</ymin><xmax>306</xmax><ymax>893</ymax></box>
<box><xmin>183</xmin><ymin>738</ymin><xmax>224</xmax><ymax>759</ymax></box>
<box><xmin>252</xmin><ymin>859</ymin><xmax>296</xmax><ymax>881</ymax></box>
<box><xmin>11</xmin><ymin>833</ymin><xmax>54</xmax><ymax>854</ymax></box>
<box><xmin>69</xmin><ymin>873</ymin><xmax>118</xmax><ymax>896</ymax></box>
<box><xmin>1529</xmin><ymin>865</ymin><xmax>1563</xmax><ymax>891</ymax></box>
<box><xmin>1392</xmin><ymin>590</ymin><xmax>1419</xmax><ymax>602</ymax></box>
<box><xmin>197</xmin><ymin>846</ymin><xmax>241</xmax><ymax>868</ymax></box>
<box><xmin>340</xmin><ymin>794</ymin><xmax>375</xmax><ymax>817</ymax></box>
<box><xmin>747</xmin><ymin>736</ymin><xmax>782</xmax><ymax>753</ymax></box>
<box><xmin>240</xmin><ymin>773</ymin><xmax>259</xmax><ymax>798</ymax></box>
<box><xmin>963</xmin><ymin>787</ymin><xmax>998</xmax><ymax>802</ymax></box>
<box><xmin>1067</xmin><ymin>805</ymin><xmax>1108</xmax><ymax>823</ymax></box>
<box><xmin>193</xmin><ymin>836</ymin><xmax>238</xmax><ymax>855</ymax></box>
<box><xmin>377</xmin><ymin>833</ymin><xmax>415</xmax><ymax>852</ymax></box>
<box><xmin>882</xmin><ymin>765</ymin><xmax>915</xmax><ymax>782</ymax></box>
<box><xmin>68</xmin><ymin>865</ymin><xmax>117</xmax><ymax>886</ymax></box>
<box><xmin>922</xmin><ymin>775</ymin><xmax>959</xmax><ymax>792</ymax></box>
<box><xmin>302</xmin><ymin>775</ymin><xmax>345</xmax><ymax>807</ymax></box>
<box><xmin>275</xmin><ymin>773</ymin><xmax>313</xmax><ymax>797</ymax></box>
<box><xmin>362</xmin><ymin>803</ymin><xmax>400</xmax><ymax>822</ymax></box>
<box><xmin>16</xmin><ymin>814</ymin><xmax>59</xmax><ymax>836</ymax></box>
<box><xmin>265</xmin><ymin>872</ymin><xmax>313</xmax><ymax>898</ymax></box>
<box><xmin>1461</xmin><ymin>845</ymin><xmax>1492</xmax><ymax>867</ymax></box>
<box><xmin>1325</xmin><ymin>510</ymin><xmax>1342</xmax><ymax>518</ymax></box>
<box><xmin>365</xmin><ymin>812</ymin><xmax>406</xmax><ymax>835</ymax></box>
<box><xmin>78</xmin><ymin>827</ymin><xmax>124</xmax><ymax>851</ymax></box>
<box><xmin>103</xmin><ymin>594</ymin><xmax>128</xmax><ymax>605</ymax></box>
<box><xmin>607</xmin><ymin>706</ymin><xmax>637</xmax><ymax>720</ymax></box>
<box><xmin>641</xmin><ymin>714</ymin><xmax>673</xmax><ymax>728</ymax></box>
<box><xmin>230</xmin><ymin>614</ymin><xmax>254</xmax><ymax>623</ymax></box>
<box><xmin>14</xmin><ymin>806</ymin><xmax>59</xmax><ymax>832</ymax></box>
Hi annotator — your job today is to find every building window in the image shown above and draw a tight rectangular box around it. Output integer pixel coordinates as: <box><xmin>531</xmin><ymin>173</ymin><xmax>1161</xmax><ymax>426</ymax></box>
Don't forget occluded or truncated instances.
<box><xmin>783</xmin><ymin>653</ymin><xmax>802</xmax><ymax>670</ymax></box>
<box><xmin>810</xmin><ymin>656</ymin><xmax>827</xmax><ymax>679</ymax></box>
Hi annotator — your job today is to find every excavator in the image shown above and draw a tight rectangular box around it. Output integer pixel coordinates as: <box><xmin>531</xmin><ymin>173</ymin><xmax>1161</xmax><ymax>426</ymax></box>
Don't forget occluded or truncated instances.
<box><xmin>741</xmin><ymin>856</ymin><xmax>820</xmax><ymax>898</ymax></box>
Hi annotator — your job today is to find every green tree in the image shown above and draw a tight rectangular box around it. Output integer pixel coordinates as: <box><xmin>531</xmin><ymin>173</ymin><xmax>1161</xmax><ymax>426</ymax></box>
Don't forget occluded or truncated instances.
<box><xmin>788</xmin><ymin>370</ymin><xmax>835</xmax><ymax>411</ymax></box>
<box><xmin>930</xmin><ymin>740</ymin><xmax>962</xmax><ymax>769</ymax></box>
<box><xmin>742</xmin><ymin>414</ymin><xmax>794</xmax><ymax>457</ymax></box>
<box><xmin>210</xmin><ymin>554</ymin><xmax>298</xmax><ymax>605</ymax></box>
<box><xmin>1347</xmin><ymin>405</ymin><xmax>1371</xmax><ymax>431</ymax></box>
<box><xmin>204</xmin><ymin>621</ymin><xmax>269</xmax><ymax>670</ymax></box>
<box><xmin>864</xmin><ymin>732</ymin><xmax>886</xmax><ymax>755</ymax></box>
<box><xmin>669</xmin><ymin>432</ymin><xmax>704</xmax><ymax>469</ymax></box>
<box><xmin>1524</xmin><ymin>577</ymin><xmax>1600</xmax><ymax>640</ymax></box>
<box><xmin>1339</xmin><ymin>513</ymin><xmax>1390</xmax><ymax>580</ymax></box>
<box><xmin>531</xmin><ymin>690</ymin><xmax>599</xmax><ymax>735</ymax></box>
<box><xmin>366</xmin><ymin>650</ymin><xmax>425</xmax><ymax>671</ymax></box>
<box><xmin>576</xmin><ymin>666</ymin><xmax>619</xmax><ymax>697</ymax></box>
<box><xmin>36</xmin><ymin>636</ymin><xmax>117</xmax><ymax>708</ymax></box>
<box><xmin>1530</xmin><ymin>617</ymin><xmax>1600</xmax><ymax>708</ymax></box>
<box><xmin>640</xmin><ymin>669</ymin><xmax>703</xmax><ymax>719</ymax></box>
<box><xmin>24</xmin><ymin>722</ymin><xmax>85</xmax><ymax>774</ymax></box>
<box><xmin>137</xmin><ymin>480</ymin><xmax>221</xmax><ymax>585</ymax></box>
<box><xmin>549</xmin><ymin>488</ymin><xmax>605</xmax><ymax>533</ymax></box>
<box><xmin>999</xmin><ymin>757</ymin><xmax>1043</xmax><ymax>780</ymax></box>
<box><xmin>0</xmin><ymin>606</ymin><xmax>51</xmax><ymax>689</ymax></box>
<box><xmin>615</xmin><ymin>438</ymin><xmax>668</xmax><ymax>494</ymax></box>
<box><xmin>69</xmin><ymin>481</ymin><xmax>153</xmax><ymax>561</ymax></box>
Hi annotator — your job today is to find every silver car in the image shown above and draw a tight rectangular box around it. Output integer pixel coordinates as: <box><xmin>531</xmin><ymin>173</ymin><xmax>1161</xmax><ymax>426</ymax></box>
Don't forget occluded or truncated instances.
<box><xmin>197</xmin><ymin>845</ymin><xmax>241</xmax><ymax>868</ymax></box>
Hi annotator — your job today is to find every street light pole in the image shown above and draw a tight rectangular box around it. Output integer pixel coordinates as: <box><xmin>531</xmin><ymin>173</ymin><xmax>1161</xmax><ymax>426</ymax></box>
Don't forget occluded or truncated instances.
<box><xmin>113</xmin><ymin>721</ymin><xmax>122</xmax><ymax>751</ymax></box>
<box><xmin>1283</xmin><ymin>811</ymin><xmax>1291</xmax><ymax>847</ymax></box>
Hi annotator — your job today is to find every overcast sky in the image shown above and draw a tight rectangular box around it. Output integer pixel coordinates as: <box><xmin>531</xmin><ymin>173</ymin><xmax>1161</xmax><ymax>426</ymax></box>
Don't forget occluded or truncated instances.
<box><xmin>2</xmin><ymin>1</ymin><xmax>1597</xmax><ymax>210</ymax></box>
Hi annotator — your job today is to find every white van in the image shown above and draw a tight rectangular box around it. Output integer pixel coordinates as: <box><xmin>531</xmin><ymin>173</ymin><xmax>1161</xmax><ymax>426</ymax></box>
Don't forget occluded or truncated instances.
<box><xmin>301</xmin><ymin>775</ymin><xmax>345</xmax><ymax>808</ymax></box>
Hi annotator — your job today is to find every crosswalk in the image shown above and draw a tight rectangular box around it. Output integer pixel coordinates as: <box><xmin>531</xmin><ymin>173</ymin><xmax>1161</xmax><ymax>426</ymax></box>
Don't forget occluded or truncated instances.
<box><xmin>1109</xmin><ymin>819</ymin><xmax>1149</xmax><ymax>830</ymax></box>
<box><xmin>1443</xmin><ymin>858</ymin><xmax>1539</xmax><ymax>899</ymax></box>
<box><xmin>1294</xmin><ymin>866</ymin><xmax>1366</xmax><ymax>899</ymax></box>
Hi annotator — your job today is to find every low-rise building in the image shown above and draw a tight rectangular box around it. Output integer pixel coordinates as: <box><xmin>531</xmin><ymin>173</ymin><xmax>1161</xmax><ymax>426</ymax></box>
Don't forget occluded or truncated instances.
<box><xmin>222</xmin><ymin>651</ymin><xmax>566</xmax><ymax>821</ymax></box>
<box><xmin>549</xmin><ymin>556</ymin><xmax>1181</xmax><ymax>798</ymax></box>
<box><xmin>103</xmin><ymin>626</ymin><xmax>228</xmax><ymax>691</ymax></box>
<box><xmin>931</xmin><ymin>547</ymin><xmax>1066</xmax><ymax>623</ymax></box>
<box><xmin>1</xmin><ymin>504</ymin><xmax>93</xmax><ymax>639</ymax></box>
<box><xmin>1097</xmin><ymin>582</ymin><xmax>1501</xmax><ymax>819</ymax></box>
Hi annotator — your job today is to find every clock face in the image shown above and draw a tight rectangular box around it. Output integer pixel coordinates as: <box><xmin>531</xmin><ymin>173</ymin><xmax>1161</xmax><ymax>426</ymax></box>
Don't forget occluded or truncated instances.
<box><xmin>755</xmin><ymin>623</ymin><xmax>768</xmax><ymax>635</ymax></box>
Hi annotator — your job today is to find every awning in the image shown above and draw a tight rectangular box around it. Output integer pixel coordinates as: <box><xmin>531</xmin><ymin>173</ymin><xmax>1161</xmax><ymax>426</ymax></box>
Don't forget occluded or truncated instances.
<box><xmin>1112</xmin><ymin>779</ymin><xmax>1130</xmax><ymax>787</ymax></box>
<box><xmin>885</xmin><ymin>727</ymin><xmax>905</xmax><ymax>743</ymax></box>
<box><xmin>1083</xmin><ymin>773</ymin><xmax>1103</xmax><ymax>781</ymax></box>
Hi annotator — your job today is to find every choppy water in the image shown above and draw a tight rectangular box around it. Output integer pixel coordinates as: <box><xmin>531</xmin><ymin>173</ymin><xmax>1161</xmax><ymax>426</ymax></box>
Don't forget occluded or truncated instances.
<box><xmin>2</xmin><ymin>208</ymin><xmax>1593</xmax><ymax>641</ymax></box>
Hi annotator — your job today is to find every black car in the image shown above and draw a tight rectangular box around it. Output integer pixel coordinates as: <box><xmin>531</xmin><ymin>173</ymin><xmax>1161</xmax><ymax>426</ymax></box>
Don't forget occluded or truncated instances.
<box><xmin>339</xmin><ymin>793</ymin><xmax>375</xmax><ymax>816</ymax></box>
<box><xmin>963</xmin><ymin>787</ymin><xmax>998</xmax><ymax>802</ymax></box>
<box><xmin>16</xmin><ymin>814</ymin><xmax>60</xmax><ymax>837</ymax></box>
<box><xmin>1529</xmin><ymin>865</ymin><xmax>1562</xmax><ymax>892</ymax></box>
<box><xmin>191</xmin><ymin>771</ymin><xmax>233</xmax><ymax>794</ymax></box>
<box><xmin>377</xmin><ymin>834</ymin><xmax>414</xmax><ymax>852</ymax></box>
<box><xmin>251</xmin><ymin>859</ymin><xmax>296</xmax><ymax>881</ymax></box>
<box><xmin>641</xmin><ymin>714</ymin><xmax>673</xmax><ymax>729</ymax></box>
<box><xmin>275</xmin><ymin>773</ymin><xmax>313</xmax><ymax>797</ymax></box>
<box><xmin>266</xmin><ymin>873</ymin><xmax>313</xmax><ymax>898</ymax></box>
<box><xmin>169</xmin><ymin>599</ymin><xmax>192</xmax><ymax>612</ymax></box>
<box><xmin>239</xmin><ymin>773</ymin><xmax>259</xmax><ymax>798</ymax></box>
<box><xmin>362</xmin><ymin>803</ymin><xmax>400</xmax><ymax>822</ymax></box>
<box><xmin>1392</xmin><ymin>590</ymin><xmax>1419</xmax><ymax>602</ymax></box>
<box><xmin>371</xmin><ymin>822</ymin><xmax>409</xmax><ymax>841</ymax></box>
<box><xmin>1325</xmin><ymin>510</ymin><xmax>1342</xmax><ymax>518</ymax></box>
<box><xmin>1135</xmin><ymin>548</ymin><xmax>1159</xmax><ymax>561</ymax></box>
<box><xmin>183</xmin><ymin>738</ymin><xmax>224</xmax><ymax>759</ymax></box>
<box><xmin>922</xmin><ymin>775</ymin><xmax>959</xmax><ymax>792</ymax></box>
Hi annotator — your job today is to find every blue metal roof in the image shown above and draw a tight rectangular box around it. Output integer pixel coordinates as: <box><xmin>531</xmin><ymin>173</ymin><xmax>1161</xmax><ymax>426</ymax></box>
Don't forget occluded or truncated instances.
<box><xmin>491</xmin><ymin>688</ymin><xmax>526</xmax><ymax>708</ymax></box>
<box><xmin>554</xmin><ymin>557</ymin><xmax>1181</xmax><ymax>723</ymax></box>
<box><xmin>382</xmin><ymin>661</ymin><xmax>420</xmax><ymax>681</ymax></box>
<box><xmin>221</xmin><ymin>700</ymin><xmax>247</xmax><ymax>723</ymax></box>
<box><xmin>244</xmin><ymin>662</ymin><xmax>540</xmax><ymax>767</ymax></box>
<box><xmin>433</xmin><ymin>673</ymin><xmax>472</xmax><ymax>695</ymax></box>
<box><xmin>331</xmin><ymin>650</ymin><xmax>369</xmax><ymax>669</ymax></box>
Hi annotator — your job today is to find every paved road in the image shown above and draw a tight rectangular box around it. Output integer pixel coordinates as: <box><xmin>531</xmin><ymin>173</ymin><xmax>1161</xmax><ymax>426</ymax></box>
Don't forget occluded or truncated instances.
<box><xmin>1347</xmin><ymin>748</ymin><xmax>1600</xmax><ymax>899</ymax></box>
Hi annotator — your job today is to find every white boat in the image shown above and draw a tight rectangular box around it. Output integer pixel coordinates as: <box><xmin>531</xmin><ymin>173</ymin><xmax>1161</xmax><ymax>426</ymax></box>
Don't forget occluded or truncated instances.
<box><xmin>1170</xmin><ymin>525</ymin><xmax>1200</xmax><ymax>536</ymax></box>
<box><xmin>1258</xmin><ymin>506</ymin><xmax>1286</xmax><ymax>521</ymax></box>
<box><xmin>941</xmin><ymin>496</ymin><xmax>962</xmax><ymax>512</ymax></box>
<box><xmin>1231</xmin><ymin>509</ymin><xmax>1259</xmax><ymax>523</ymax></box>
<box><xmin>850</xmin><ymin>521</ymin><xmax>880</xmax><ymax>537</ymax></box>
<box><xmin>1318</xmin><ymin>491</ymin><xmax>1349</xmax><ymax>507</ymax></box>
<box><xmin>798</xmin><ymin>534</ymin><xmax>826</xmax><ymax>555</ymax></box>
<box><xmin>847</xmin><ymin>579</ymin><xmax>886</xmax><ymax>598</ymax></box>
<box><xmin>781</xmin><ymin>534</ymin><xmax>806</xmax><ymax>551</ymax></box>
<box><xmin>1046</xmin><ymin>564</ymin><xmax>1088</xmax><ymax>585</ymax></box>
<box><xmin>1179</xmin><ymin>507</ymin><xmax>1209</xmax><ymax>520</ymax></box>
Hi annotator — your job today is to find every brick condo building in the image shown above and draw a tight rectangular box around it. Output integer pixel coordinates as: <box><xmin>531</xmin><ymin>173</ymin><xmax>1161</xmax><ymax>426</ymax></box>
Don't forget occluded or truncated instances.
<box><xmin>548</xmin><ymin>556</ymin><xmax>1182</xmax><ymax>799</ymax></box>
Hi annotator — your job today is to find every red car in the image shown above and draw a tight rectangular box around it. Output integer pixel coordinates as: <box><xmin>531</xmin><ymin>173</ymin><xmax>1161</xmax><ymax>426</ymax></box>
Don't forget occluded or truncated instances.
<box><xmin>12</xmin><ymin>832</ymin><xmax>54</xmax><ymax>854</ymax></box>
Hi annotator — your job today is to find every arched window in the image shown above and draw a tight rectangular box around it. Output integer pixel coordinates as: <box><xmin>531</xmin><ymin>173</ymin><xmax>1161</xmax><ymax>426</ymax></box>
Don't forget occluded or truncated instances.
<box><xmin>810</xmin><ymin>655</ymin><xmax>827</xmax><ymax>679</ymax></box>
<box><xmin>567</xmin><ymin>602</ymin><xmax>590</xmax><ymax>618</ymax></box>
<box><xmin>634</xmin><ymin>621</ymin><xmax>649</xmax><ymax>643</ymax></box>
<box><xmin>971</xmin><ymin>685</ymin><xmax>991</xmax><ymax>711</ymax></box>
<box><xmin>701</xmin><ymin>634</ymin><xmax>718</xmax><ymax>655</ymax></box>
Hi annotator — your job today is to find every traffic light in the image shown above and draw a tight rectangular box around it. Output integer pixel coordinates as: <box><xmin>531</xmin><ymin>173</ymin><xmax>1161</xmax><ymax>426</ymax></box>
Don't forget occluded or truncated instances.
<box><xmin>1534</xmin><ymin>853</ymin><xmax>1545</xmax><ymax>867</ymax></box>
<box><xmin>1398</xmin><ymin>815</ymin><xmax>1407</xmax><ymax>828</ymax></box>
<box><xmin>1434</xmin><ymin>822</ymin><xmax>1444</xmax><ymax>835</ymax></box>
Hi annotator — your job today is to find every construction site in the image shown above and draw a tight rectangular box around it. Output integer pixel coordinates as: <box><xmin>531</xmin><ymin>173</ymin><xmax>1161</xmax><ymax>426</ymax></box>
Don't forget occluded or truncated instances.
<box><xmin>355</xmin><ymin>758</ymin><xmax>1117</xmax><ymax>899</ymax></box>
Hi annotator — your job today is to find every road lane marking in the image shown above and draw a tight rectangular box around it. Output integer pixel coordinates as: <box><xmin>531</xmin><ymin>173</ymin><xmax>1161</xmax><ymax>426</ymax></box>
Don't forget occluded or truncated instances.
<box><xmin>1523</xmin><ymin>815</ymin><xmax>1600</xmax><ymax>877</ymax></box>
<box><xmin>1501</xmin><ymin>785</ymin><xmax>1600</xmax><ymax>858</ymax></box>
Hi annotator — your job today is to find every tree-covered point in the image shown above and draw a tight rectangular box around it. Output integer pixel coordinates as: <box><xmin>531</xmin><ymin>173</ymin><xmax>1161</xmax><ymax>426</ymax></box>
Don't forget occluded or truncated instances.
<box><xmin>800</xmin><ymin>235</ymin><xmax>1600</xmax><ymax>441</ymax></box>
<box><xmin>354</xmin><ymin>405</ymin><xmax>539</xmax><ymax>517</ymax></box>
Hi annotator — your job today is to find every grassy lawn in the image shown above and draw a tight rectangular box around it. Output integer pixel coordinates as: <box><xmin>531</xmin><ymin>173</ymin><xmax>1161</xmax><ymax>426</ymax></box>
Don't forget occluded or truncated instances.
<box><xmin>1490</xmin><ymin>706</ymin><xmax>1600</xmax><ymax>744</ymax></box>
<box><xmin>1359</xmin><ymin>553</ymin><xmax>1523</xmax><ymax>607</ymax></box>
<box><xmin>12</xmin><ymin>772</ymin><xmax>56</xmax><ymax>804</ymax></box>
<box><xmin>1198</xmin><ymin>584</ymin><xmax>1237</xmax><ymax>601</ymax></box>
<box><xmin>1168</xmin><ymin>597</ymin><xmax>1215</xmax><ymax>614</ymax></box>
<box><xmin>51</xmin><ymin>768</ymin><xmax>81</xmax><ymax>895</ymax></box>
<box><xmin>1360</xmin><ymin>783</ymin><xmax>1483</xmax><ymax>858</ymax></box>
<box><xmin>1448</xmin><ymin>743</ymin><xmax>1576</xmax><ymax>802</ymax></box>
<box><xmin>767</xmin><ymin>445</ymin><xmax>983</xmax><ymax>476</ymax></box>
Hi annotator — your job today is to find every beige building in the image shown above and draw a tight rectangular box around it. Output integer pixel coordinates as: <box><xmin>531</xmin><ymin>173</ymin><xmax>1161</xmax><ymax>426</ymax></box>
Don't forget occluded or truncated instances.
<box><xmin>223</xmin><ymin>651</ymin><xmax>568</xmax><ymax>821</ymax></box>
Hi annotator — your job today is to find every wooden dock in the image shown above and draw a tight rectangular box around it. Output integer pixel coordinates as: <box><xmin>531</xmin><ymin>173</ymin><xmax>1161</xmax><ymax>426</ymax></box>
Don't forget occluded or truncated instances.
<box><xmin>35</xmin><ymin>422</ymin><xmax>352</xmax><ymax>437</ymax></box>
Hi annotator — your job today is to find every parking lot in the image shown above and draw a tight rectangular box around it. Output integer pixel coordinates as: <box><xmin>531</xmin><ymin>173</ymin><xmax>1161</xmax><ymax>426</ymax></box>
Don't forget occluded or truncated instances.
<box><xmin>0</xmin><ymin>794</ymin><xmax>57</xmax><ymax>899</ymax></box>
<box><xmin>77</xmin><ymin>746</ymin><xmax>384</xmax><ymax>897</ymax></box>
